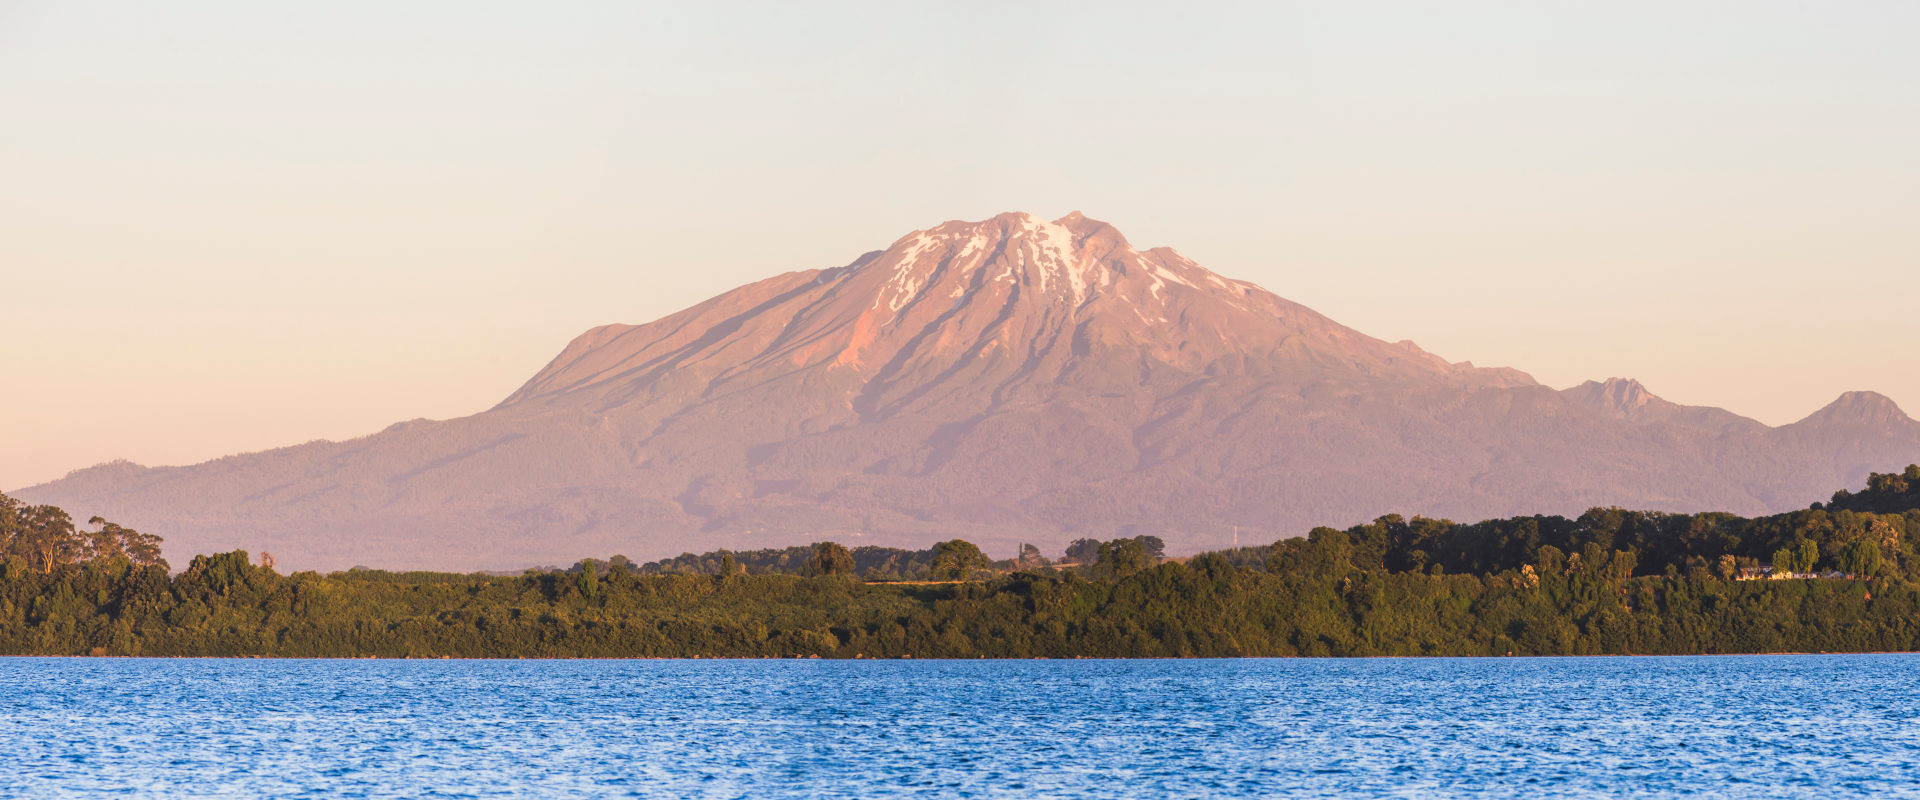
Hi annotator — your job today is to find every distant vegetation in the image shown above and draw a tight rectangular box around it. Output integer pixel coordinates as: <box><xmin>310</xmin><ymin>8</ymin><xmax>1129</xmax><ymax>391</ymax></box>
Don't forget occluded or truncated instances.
<box><xmin>621</xmin><ymin>536</ymin><xmax>1157</xmax><ymax>580</ymax></box>
<box><xmin>2</xmin><ymin>469</ymin><xmax>1919</xmax><ymax>658</ymax></box>
<box><xmin>1828</xmin><ymin>464</ymin><xmax>1920</xmax><ymax>514</ymax></box>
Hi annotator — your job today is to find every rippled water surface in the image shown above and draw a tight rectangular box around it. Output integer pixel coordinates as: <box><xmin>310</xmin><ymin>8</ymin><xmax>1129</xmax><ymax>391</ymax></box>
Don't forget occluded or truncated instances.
<box><xmin>4</xmin><ymin>655</ymin><xmax>1920</xmax><ymax>797</ymax></box>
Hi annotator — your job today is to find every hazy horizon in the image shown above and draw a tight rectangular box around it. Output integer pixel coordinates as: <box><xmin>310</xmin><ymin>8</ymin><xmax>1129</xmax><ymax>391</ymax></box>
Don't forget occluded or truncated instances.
<box><xmin>5</xmin><ymin>1</ymin><xmax>1918</xmax><ymax>491</ymax></box>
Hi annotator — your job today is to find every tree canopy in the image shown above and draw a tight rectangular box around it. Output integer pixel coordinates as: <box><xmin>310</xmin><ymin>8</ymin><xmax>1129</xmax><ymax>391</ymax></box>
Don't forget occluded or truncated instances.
<box><xmin>930</xmin><ymin>540</ymin><xmax>990</xmax><ymax>581</ymax></box>
<box><xmin>3</xmin><ymin>470</ymin><xmax>1919</xmax><ymax>659</ymax></box>
<box><xmin>1828</xmin><ymin>466</ymin><xmax>1920</xmax><ymax>514</ymax></box>
<box><xmin>0</xmin><ymin>493</ymin><xmax>165</xmax><ymax>573</ymax></box>
<box><xmin>807</xmin><ymin>542</ymin><xmax>856</xmax><ymax>577</ymax></box>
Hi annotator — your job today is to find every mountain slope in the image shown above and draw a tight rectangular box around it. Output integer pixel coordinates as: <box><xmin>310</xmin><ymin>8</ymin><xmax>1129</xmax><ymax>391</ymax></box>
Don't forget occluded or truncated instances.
<box><xmin>18</xmin><ymin>213</ymin><xmax>1920</xmax><ymax>571</ymax></box>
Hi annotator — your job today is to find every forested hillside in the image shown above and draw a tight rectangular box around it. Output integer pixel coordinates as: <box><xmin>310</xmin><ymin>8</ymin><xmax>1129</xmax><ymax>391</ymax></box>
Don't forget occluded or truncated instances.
<box><xmin>2</xmin><ymin>468</ymin><xmax>1917</xmax><ymax>659</ymax></box>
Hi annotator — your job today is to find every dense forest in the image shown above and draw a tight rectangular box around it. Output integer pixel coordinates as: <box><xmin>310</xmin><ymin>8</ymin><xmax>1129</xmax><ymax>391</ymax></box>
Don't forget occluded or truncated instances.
<box><xmin>2</xmin><ymin>467</ymin><xmax>1919</xmax><ymax>659</ymax></box>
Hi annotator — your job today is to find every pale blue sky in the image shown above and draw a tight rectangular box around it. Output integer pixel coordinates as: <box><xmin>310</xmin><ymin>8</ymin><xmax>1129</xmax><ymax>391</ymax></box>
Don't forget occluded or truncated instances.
<box><xmin>3</xmin><ymin>1</ymin><xmax>1917</xmax><ymax>489</ymax></box>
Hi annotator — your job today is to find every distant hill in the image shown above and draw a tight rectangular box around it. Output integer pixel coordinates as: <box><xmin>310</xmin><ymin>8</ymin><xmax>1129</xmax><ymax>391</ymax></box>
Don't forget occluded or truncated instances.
<box><xmin>18</xmin><ymin>212</ymin><xmax>1920</xmax><ymax>571</ymax></box>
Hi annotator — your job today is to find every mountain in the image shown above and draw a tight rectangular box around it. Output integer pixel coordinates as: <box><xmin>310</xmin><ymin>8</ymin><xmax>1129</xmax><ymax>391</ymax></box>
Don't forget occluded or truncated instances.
<box><xmin>16</xmin><ymin>212</ymin><xmax>1920</xmax><ymax>571</ymax></box>
<box><xmin>1561</xmin><ymin>378</ymin><xmax>1763</xmax><ymax>433</ymax></box>
<box><xmin>1793</xmin><ymin>391</ymin><xmax>1920</xmax><ymax>431</ymax></box>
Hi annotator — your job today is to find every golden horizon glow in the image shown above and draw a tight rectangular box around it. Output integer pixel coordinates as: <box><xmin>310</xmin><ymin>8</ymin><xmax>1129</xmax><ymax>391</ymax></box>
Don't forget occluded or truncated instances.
<box><xmin>3</xmin><ymin>1</ymin><xmax>1917</xmax><ymax>490</ymax></box>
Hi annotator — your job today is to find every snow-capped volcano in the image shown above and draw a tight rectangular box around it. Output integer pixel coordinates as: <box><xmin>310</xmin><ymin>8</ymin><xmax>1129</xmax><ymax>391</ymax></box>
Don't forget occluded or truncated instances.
<box><xmin>18</xmin><ymin>213</ymin><xmax>1920</xmax><ymax>571</ymax></box>
<box><xmin>503</xmin><ymin>212</ymin><xmax>1519</xmax><ymax>415</ymax></box>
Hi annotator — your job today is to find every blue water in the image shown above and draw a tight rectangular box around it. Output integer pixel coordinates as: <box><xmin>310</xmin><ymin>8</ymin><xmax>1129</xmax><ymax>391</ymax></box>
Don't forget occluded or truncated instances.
<box><xmin>3</xmin><ymin>656</ymin><xmax>1919</xmax><ymax>798</ymax></box>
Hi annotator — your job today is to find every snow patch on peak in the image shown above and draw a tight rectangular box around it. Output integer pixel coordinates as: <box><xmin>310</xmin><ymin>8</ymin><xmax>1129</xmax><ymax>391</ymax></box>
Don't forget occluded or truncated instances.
<box><xmin>876</xmin><ymin>233</ymin><xmax>942</xmax><ymax>313</ymax></box>
<box><xmin>957</xmin><ymin>229</ymin><xmax>987</xmax><ymax>261</ymax></box>
<box><xmin>1021</xmin><ymin>215</ymin><xmax>1092</xmax><ymax>303</ymax></box>
<box><xmin>850</xmin><ymin>211</ymin><xmax>1260</xmax><ymax>315</ymax></box>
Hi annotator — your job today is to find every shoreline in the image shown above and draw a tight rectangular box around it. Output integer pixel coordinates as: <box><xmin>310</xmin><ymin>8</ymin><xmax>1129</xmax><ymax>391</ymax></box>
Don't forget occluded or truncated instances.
<box><xmin>7</xmin><ymin>651</ymin><xmax>1918</xmax><ymax>662</ymax></box>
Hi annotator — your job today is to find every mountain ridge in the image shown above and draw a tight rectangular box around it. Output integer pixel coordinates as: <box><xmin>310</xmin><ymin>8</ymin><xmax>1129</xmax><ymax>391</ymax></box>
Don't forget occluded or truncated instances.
<box><xmin>17</xmin><ymin>212</ymin><xmax>1920</xmax><ymax>571</ymax></box>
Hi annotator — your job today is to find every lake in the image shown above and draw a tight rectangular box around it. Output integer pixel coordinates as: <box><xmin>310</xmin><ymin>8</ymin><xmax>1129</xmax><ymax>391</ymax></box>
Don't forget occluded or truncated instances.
<box><xmin>2</xmin><ymin>655</ymin><xmax>1917</xmax><ymax>798</ymax></box>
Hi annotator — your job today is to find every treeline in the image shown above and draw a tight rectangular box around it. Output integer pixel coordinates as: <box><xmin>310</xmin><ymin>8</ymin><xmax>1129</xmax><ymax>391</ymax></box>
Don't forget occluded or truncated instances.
<box><xmin>622</xmin><ymin>544</ymin><xmax>943</xmax><ymax>581</ymax></box>
<box><xmin>1265</xmin><ymin>502</ymin><xmax>1911</xmax><ymax>584</ymax></box>
<box><xmin>611</xmin><ymin>535</ymin><xmax>1161</xmax><ymax>580</ymax></box>
<box><xmin>1829</xmin><ymin>464</ymin><xmax>1920</xmax><ymax>514</ymax></box>
<box><xmin>0</xmin><ymin>467</ymin><xmax>1917</xmax><ymax>659</ymax></box>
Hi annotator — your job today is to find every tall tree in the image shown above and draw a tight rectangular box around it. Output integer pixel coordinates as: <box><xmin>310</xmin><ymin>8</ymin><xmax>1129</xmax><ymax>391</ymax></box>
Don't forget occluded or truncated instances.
<box><xmin>807</xmin><ymin>542</ymin><xmax>855</xmax><ymax>577</ymax></box>
<box><xmin>0</xmin><ymin>495</ymin><xmax>164</xmax><ymax>571</ymax></box>
<box><xmin>1016</xmin><ymin>543</ymin><xmax>1048</xmax><ymax>569</ymax></box>
<box><xmin>17</xmin><ymin>504</ymin><xmax>78</xmax><ymax>572</ymax></box>
<box><xmin>577</xmin><ymin>558</ymin><xmax>600</xmax><ymax>598</ymax></box>
<box><xmin>1796</xmin><ymin>539</ymin><xmax>1821</xmax><ymax>574</ymax></box>
<box><xmin>1771</xmin><ymin>547</ymin><xmax>1797</xmax><ymax>575</ymax></box>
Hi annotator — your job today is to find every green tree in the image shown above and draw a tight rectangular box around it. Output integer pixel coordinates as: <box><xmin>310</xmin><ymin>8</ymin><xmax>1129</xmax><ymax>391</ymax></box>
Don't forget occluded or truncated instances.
<box><xmin>1064</xmin><ymin>538</ymin><xmax>1101</xmax><ymax>565</ymax></box>
<box><xmin>1536</xmin><ymin>545</ymin><xmax>1566</xmax><ymax>577</ymax></box>
<box><xmin>930</xmin><ymin>540</ymin><xmax>989</xmax><ymax>581</ymax></box>
<box><xmin>1305</xmin><ymin>527</ymin><xmax>1355</xmax><ymax>579</ymax></box>
<box><xmin>1772</xmin><ymin>546</ymin><xmax>1798</xmax><ymax>575</ymax></box>
<box><xmin>807</xmin><ymin>542</ymin><xmax>855</xmax><ymax>577</ymax></box>
<box><xmin>1796</xmin><ymin>538</ymin><xmax>1820</xmax><ymax>574</ymax></box>
<box><xmin>578</xmin><ymin>558</ymin><xmax>599</xmax><ymax>598</ymax></box>
<box><xmin>14</xmin><ymin>504</ymin><xmax>78</xmax><ymax>572</ymax></box>
<box><xmin>1868</xmin><ymin>472</ymin><xmax>1910</xmax><ymax>496</ymax></box>
<box><xmin>83</xmin><ymin>516</ymin><xmax>165</xmax><ymax>569</ymax></box>
<box><xmin>1095</xmin><ymin>538</ymin><xmax>1151</xmax><ymax>579</ymax></box>
<box><xmin>1840</xmin><ymin>539</ymin><xmax>1882</xmax><ymax>577</ymax></box>
<box><xmin>0</xmin><ymin>495</ymin><xmax>162</xmax><ymax>572</ymax></box>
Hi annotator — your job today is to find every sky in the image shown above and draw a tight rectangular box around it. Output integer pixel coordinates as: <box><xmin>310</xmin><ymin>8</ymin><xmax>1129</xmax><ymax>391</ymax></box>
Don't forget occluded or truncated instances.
<box><xmin>2</xmin><ymin>0</ymin><xmax>1917</xmax><ymax>491</ymax></box>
